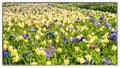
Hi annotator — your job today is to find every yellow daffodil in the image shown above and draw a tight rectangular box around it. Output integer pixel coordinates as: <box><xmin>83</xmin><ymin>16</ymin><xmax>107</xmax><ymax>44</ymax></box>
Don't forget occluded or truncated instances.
<box><xmin>24</xmin><ymin>39</ymin><xmax>28</xmax><ymax>43</ymax></box>
<box><xmin>35</xmin><ymin>48</ymin><xmax>41</xmax><ymax>55</ymax></box>
<box><xmin>85</xmin><ymin>54</ymin><xmax>92</xmax><ymax>61</ymax></box>
<box><xmin>101</xmin><ymin>43</ymin><xmax>106</xmax><ymax>47</ymax></box>
<box><xmin>95</xmin><ymin>48</ymin><xmax>100</xmax><ymax>52</ymax></box>
<box><xmin>57</xmin><ymin>48</ymin><xmax>62</xmax><ymax>53</ymax></box>
<box><xmin>99</xmin><ymin>26</ymin><xmax>105</xmax><ymax>31</ymax></box>
<box><xmin>48</xmin><ymin>40</ymin><xmax>52</xmax><ymax>43</ymax></box>
<box><xmin>74</xmin><ymin>46</ymin><xmax>79</xmax><ymax>52</ymax></box>
<box><xmin>46</xmin><ymin>61</ymin><xmax>52</xmax><ymax>65</ymax></box>
<box><xmin>11</xmin><ymin>49</ymin><xmax>17</xmax><ymax>56</ymax></box>
<box><xmin>84</xmin><ymin>25</ymin><xmax>88</xmax><ymax>30</ymax></box>
<box><xmin>112</xmin><ymin>45</ymin><xmax>117</xmax><ymax>51</ymax></box>
<box><xmin>23</xmin><ymin>30</ymin><xmax>26</xmax><ymax>34</ymax></box>
<box><xmin>55</xmin><ymin>38</ymin><xmax>59</xmax><ymax>43</ymax></box>
<box><xmin>101</xmin><ymin>38</ymin><xmax>109</xmax><ymax>43</ymax></box>
<box><xmin>91</xmin><ymin>32</ymin><xmax>95</xmax><ymax>35</ymax></box>
<box><xmin>35</xmin><ymin>48</ymin><xmax>46</xmax><ymax>56</ymax></box>
<box><xmin>88</xmin><ymin>39</ymin><xmax>94</xmax><ymax>44</ymax></box>
<box><xmin>8</xmin><ymin>22</ymin><xmax>12</xmax><ymax>26</ymax></box>
<box><xmin>42</xmin><ymin>40</ymin><xmax>46</xmax><ymax>45</ymax></box>
<box><xmin>18</xmin><ymin>23</ymin><xmax>24</xmax><ymax>28</ymax></box>
<box><xmin>87</xmin><ymin>44</ymin><xmax>91</xmax><ymax>48</ymax></box>
<box><xmin>13</xmin><ymin>55</ymin><xmax>19</xmax><ymax>62</ymax></box>
<box><xmin>35</xmin><ymin>35</ymin><xmax>40</xmax><ymax>40</ymax></box>
<box><xmin>16</xmin><ymin>35</ymin><xmax>23</xmax><ymax>41</ymax></box>
<box><xmin>12</xmin><ymin>29</ymin><xmax>15</xmax><ymax>32</ymax></box>
<box><xmin>64</xmin><ymin>59</ymin><xmax>69</xmax><ymax>65</ymax></box>
<box><xmin>60</xmin><ymin>28</ymin><xmax>65</xmax><ymax>33</ymax></box>
<box><xmin>65</xmin><ymin>27</ymin><xmax>69</xmax><ymax>31</ymax></box>
<box><xmin>3</xmin><ymin>44</ymin><xmax>8</xmax><ymax>49</ymax></box>
<box><xmin>43</xmin><ymin>28</ymin><xmax>46</xmax><ymax>32</ymax></box>
<box><xmin>40</xmin><ymin>32</ymin><xmax>43</xmax><ymax>36</ymax></box>
<box><xmin>40</xmin><ymin>50</ymin><xmax>46</xmax><ymax>56</ymax></box>
<box><xmin>7</xmin><ymin>27</ymin><xmax>10</xmax><ymax>32</ymax></box>
<box><xmin>8</xmin><ymin>46</ymin><xmax>13</xmax><ymax>52</ymax></box>
<box><xmin>76</xmin><ymin>57</ymin><xmax>85</xmax><ymax>63</ymax></box>
<box><xmin>54</xmin><ymin>31</ymin><xmax>58</xmax><ymax>35</ymax></box>
<box><xmin>31</xmin><ymin>62</ymin><xmax>38</xmax><ymax>65</ymax></box>
<box><xmin>65</xmin><ymin>32</ymin><xmax>68</xmax><ymax>36</ymax></box>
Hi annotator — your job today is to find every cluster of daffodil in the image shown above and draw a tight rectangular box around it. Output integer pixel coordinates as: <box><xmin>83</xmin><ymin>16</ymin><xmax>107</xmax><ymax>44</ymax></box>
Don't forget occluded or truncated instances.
<box><xmin>3</xmin><ymin>3</ymin><xmax>117</xmax><ymax>65</ymax></box>
<box><xmin>4</xmin><ymin>40</ymin><xmax>20</xmax><ymax>63</ymax></box>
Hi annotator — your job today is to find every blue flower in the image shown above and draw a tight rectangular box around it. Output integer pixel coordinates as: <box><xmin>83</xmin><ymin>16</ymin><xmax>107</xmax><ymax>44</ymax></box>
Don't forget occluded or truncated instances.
<box><xmin>23</xmin><ymin>34</ymin><xmax>29</xmax><ymax>39</ymax></box>
<box><xmin>71</xmin><ymin>37</ymin><xmax>76</xmax><ymax>42</ymax></box>
<box><xmin>60</xmin><ymin>34</ymin><xmax>64</xmax><ymax>36</ymax></box>
<box><xmin>92</xmin><ymin>19</ymin><xmax>97</xmax><ymax>25</ymax></box>
<box><xmin>109</xmin><ymin>32</ymin><xmax>117</xmax><ymax>40</ymax></box>
<box><xmin>100</xmin><ymin>16</ymin><xmax>104</xmax><ymax>21</ymax></box>
<box><xmin>70</xmin><ymin>27</ymin><xmax>75</xmax><ymax>30</ymax></box>
<box><xmin>46</xmin><ymin>32</ymin><xmax>54</xmax><ymax>36</ymax></box>
<box><xmin>25</xmin><ymin>52</ymin><xmax>30</xmax><ymax>55</ymax></box>
<box><xmin>30</xmin><ymin>28</ymin><xmax>36</xmax><ymax>32</ymax></box>
<box><xmin>78</xmin><ymin>37</ymin><xmax>84</xmax><ymax>42</ymax></box>
<box><xmin>64</xmin><ymin>36</ymin><xmax>69</xmax><ymax>43</ymax></box>
<box><xmin>45</xmin><ymin>52</ymin><xmax>52</xmax><ymax>58</ymax></box>
<box><xmin>103</xmin><ymin>58</ymin><xmax>111</xmax><ymax>64</ymax></box>
<box><xmin>59</xmin><ymin>24</ymin><xmax>63</xmax><ymax>28</ymax></box>
<box><xmin>78</xmin><ymin>30</ymin><xmax>81</xmax><ymax>32</ymax></box>
<box><xmin>85</xmin><ymin>60</ymin><xmax>89</xmax><ymax>64</ymax></box>
<box><xmin>105</xmin><ymin>23</ymin><xmax>112</xmax><ymax>27</ymax></box>
<box><xmin>22</xmin><ymin>52</ymin><xmax>31</xmax><ymax>58</ymax></box>
<box><xmin>3</xmin><ymin>49</ymin><xmax>10</xmax><ymax>58</ymax></box>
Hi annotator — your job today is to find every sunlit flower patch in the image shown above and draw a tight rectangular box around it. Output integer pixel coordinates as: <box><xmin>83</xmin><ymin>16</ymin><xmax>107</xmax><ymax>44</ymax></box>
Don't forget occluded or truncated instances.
<box><xmin>3</xmin><ymin>3</ymin><xmax>117</xmax><ymax>65</ymax></box>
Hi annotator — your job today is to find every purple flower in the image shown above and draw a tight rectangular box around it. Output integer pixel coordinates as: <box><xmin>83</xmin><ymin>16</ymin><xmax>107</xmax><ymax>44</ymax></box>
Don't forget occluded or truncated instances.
<box><xmin>70</xmin><ymin>27</ymin><xmax>75</xmax><ymax>30</ymax></box>
<box><xmin>105</xmin><ymin>23</ymin><xmax>112</xmax><ymax>27</ymax></box>
<box><xmin>78</xmin><ymin>37</ymin><xmax>84</xmax><ymax>42</ymax></box>
<box><xmin>71</xmin><ymin>37</ymin><xmax>77</xmax><ymax>42</ymax></box>
<box><xmin>59</xmin><ymin>24</ymin><xmax>63</xmax><ymax>28</ymax></box>
<box><xmin>46</xmin><ymin>32</ymin><xmax>54</xmax><ymax>36</ymax></box>
<box><xmin>92</xmin><ymin>20</ymin><xmax>97</xmax><ymax>25</ymax></box>
<box><xmin>25</xmin><ymin>52</ymin><xmax>30</xmax><ymax>54</ymax></box>
<box><xmin>85</xmin><ymin>60</ymin><xmax>89</xmax><ymax>64</ymax></box>
<box><xmin>109</xmin><ymin>32</ymin><xmax>117</xmax><ymax>40</ymax></box>
<box><xmin>3</xmin><ymin>49</ymin><xmax>10</xmax><ymax>58</ymax></box>
<box><xmin>23</xmin><ymin>34</ymin><xmax>29</xmax><ymax>39</ymax></box>
<box><xmin>100</xmin><ymin>16</ymin><xmax>104</xmax><ymax>21</ymax></box>
<box><xmin>45</xmin><ymin>52</ymin><xmax>52</xmax><ymax>58</ymax></box>
<box><xmin>64</xmin><ymin>36</ymin><xmax>69</xmax><ymax>43</ymax></box>
<box><xmin>103</xmin><ymin>58</ymin><xmax>111</xmax><ymax>64</ymax></box>
<box><xmin>60</xmin><ymin>34</ymin><xmax>64</xmax><ymax>36</ymax></box>
<box><xmin>22</xmin><ymin>52</ymin><xmax>31</xmax><ymax>57</ymax></box>
<box><xmin>30</xmin><ymin>28</ymin><xmax>36</xmax><ymax>32</ymax></box>
<box><xmin>78</xmin><ymin>30</ymin><xmax>81</xmax><ymax>32</ymax></box>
